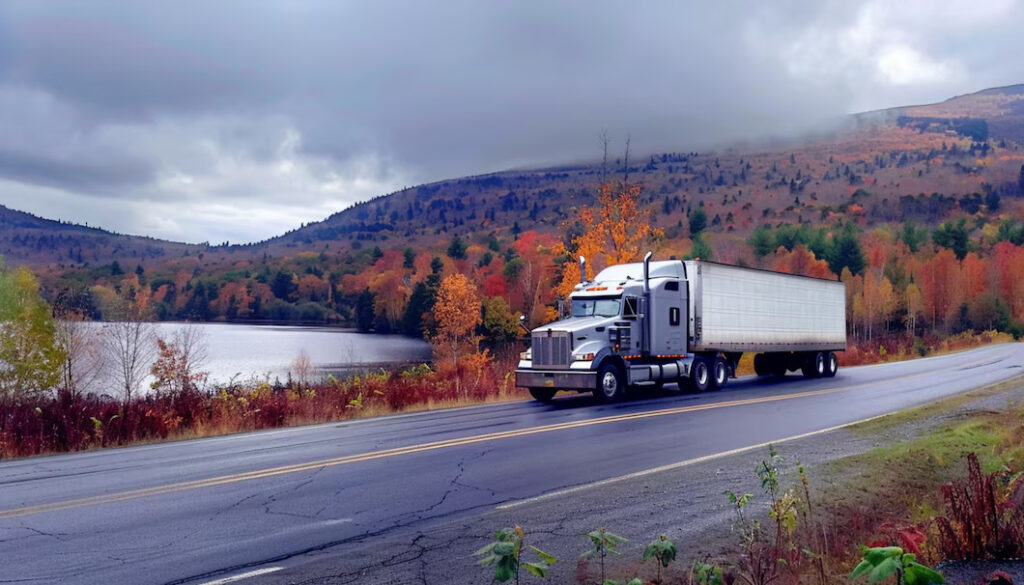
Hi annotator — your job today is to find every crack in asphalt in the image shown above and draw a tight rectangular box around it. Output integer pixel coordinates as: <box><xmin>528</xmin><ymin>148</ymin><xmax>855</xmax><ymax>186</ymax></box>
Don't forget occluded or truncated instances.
<box><xmin>18</xmin><ymin>525</ymin><xmax>68</xmax><ymax>542</ymax></box>
<box><xmin>165</xmin><ymin>492</ymin><xmax>265</xmax><ymax>549</ymax></box>
<box><xmin>262</xmin><ymin>467</ymin><xmax>327</xmax><ymax>520</ymax></box>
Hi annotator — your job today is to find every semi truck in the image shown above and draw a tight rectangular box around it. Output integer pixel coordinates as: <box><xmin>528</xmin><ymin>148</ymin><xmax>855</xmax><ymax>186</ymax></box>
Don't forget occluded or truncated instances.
<box><xmin>515</xmin><ymin>254</ymin><xmax>847</xmax><ymax>402</ymax></box>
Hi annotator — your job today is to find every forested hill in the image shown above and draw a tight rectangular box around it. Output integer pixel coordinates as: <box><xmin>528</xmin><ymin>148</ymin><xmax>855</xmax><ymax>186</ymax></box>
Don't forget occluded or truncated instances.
<box><xmin>265</xmin><ymin>83</ymin><xmax>1024</xmax><ymax>252</ymax></box>
<box><xmin>0</xmin><ymin>204</ymin><xmax>201</xmax><ymax>267</ymax></box>
<box><xmin>6</xmin><ymin>84</ymin><xmax>1024</xmax><ymax>334</ymax></box>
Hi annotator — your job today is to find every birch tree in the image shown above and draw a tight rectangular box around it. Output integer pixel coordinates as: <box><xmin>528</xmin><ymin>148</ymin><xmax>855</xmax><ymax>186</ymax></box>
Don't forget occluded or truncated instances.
<box><xmin>54</xmin><ymin>311</ymin><xmax>105</xmax><ymax>398</ymax></box>
<box><xmin>103</xmin><ymin>286</ymin><xmax>156</xmax><ymax>402</ymax></box>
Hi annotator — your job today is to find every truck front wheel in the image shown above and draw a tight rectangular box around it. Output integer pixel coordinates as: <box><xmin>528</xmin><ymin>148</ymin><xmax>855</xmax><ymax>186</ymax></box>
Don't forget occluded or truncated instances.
<box><xmin>595</xmin><ymin>362</ymin><xmax>626</xmax><ymax>402</ymax></box>
<box><xmin>690</xmin><ymin>357</ymin><xmax>711</xmax><ymax>392</ymax></box>
<box><xmin>528</xmin><ymin>388</ymin><xmax>557</xmax><ymax>402</ymax></box>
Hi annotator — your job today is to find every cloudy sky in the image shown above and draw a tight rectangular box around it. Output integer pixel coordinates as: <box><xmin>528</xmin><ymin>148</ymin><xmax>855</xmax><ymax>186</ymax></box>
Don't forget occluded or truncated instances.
<box><xmin>1</xmin><ymin>1</ymin><xmax>1022</xmax><ymax>244</ymax></box>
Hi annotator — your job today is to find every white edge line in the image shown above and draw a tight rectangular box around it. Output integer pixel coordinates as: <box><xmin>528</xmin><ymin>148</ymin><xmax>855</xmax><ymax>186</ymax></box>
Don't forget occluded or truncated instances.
<box><xmin>197</xmin><ymin>567</ymin><xmax>283</xmax><ymax>585</ymax></box>
<box><xmin>495</xmin><ymin>412</ymin><xmax>895</xmax><ymax>510</ymax></box>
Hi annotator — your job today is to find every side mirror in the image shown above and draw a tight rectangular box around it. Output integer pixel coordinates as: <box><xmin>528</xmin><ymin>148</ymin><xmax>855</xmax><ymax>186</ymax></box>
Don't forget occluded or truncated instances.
<box><xmin>623</xmin><ymin>296</ymin><xmax>639</xmax><ymax>320</ymax></box>
<box><xmin>519</xmin><ymin>314</ymin><xmax>531</xmax><ymax>335</ymax></box>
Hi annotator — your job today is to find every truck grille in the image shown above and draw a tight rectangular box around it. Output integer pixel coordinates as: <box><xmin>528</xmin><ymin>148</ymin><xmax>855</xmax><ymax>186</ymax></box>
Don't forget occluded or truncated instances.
<box><xmin>532</xmin><ymin>331</ymin><xmax>571</xmax><ymax>368</ymax></box>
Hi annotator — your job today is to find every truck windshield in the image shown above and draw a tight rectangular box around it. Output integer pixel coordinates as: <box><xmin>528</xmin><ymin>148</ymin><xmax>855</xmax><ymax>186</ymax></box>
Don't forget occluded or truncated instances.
<box><xmin>571</xmin><ymin>298</ymin><xmax>621</xmax><ymax>318</ymax></box>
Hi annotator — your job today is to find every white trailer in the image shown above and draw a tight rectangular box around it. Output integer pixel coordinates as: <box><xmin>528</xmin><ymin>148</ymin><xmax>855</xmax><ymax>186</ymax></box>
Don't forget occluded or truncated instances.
<box><xmin>515</xmin><ymin>254</ymin><xmax>847</xmax><ymax>402</ymax></box>
<box><xmin>688</xmin><ymin>261</ymin><xmax>846</xmax><ymax>353</ymax></box>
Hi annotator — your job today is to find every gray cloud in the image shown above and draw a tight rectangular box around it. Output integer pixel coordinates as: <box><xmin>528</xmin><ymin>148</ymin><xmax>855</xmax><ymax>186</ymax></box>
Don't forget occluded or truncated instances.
<box><xmin>1</xmin><ymin>0</ymin><xmax>1023</xmax><ymax>242</ymax></box>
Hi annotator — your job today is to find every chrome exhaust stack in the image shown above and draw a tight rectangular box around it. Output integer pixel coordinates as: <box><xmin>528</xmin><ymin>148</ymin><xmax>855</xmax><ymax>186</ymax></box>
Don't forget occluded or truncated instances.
<box><xmin>642</xmin><ymin>251</ymin><xmax>652</xmax><ymax>355</ymax></box>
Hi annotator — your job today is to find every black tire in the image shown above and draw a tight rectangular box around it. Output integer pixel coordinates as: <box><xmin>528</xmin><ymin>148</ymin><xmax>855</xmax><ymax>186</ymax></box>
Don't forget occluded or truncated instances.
<box><xmin>753</xmin><ymin>353</ymin><xmax>770</xmax><ymax>377</ymax></box>
<box><xmin>528</xmin><ymin>388</ymin><xmax>557</xmax><ymax>402</ymax></box>
<box><xmin>711</xmin><ymin>356</ymin><xmax>729</xmax><ymax>390</ymax></box>
<box><xmin>825</xmin><ymin>352</ymin><xmax>839</xmax><ymax>377</ymax></box>
<box><xmin>595</xmin><ymin>362</ymin><xmax>626</xmax><ymax>402</ymax></box>
<box><xmin>801</xmin><ymin>352</ymin><xmax>826</xmax><ymax>378</ymax></box>
<box><xmin>690</xmin><ymin>357</ymin><xmax>711</xmax><ymax>392</ymax></box>
<box><xmin>771</xmin><ymin>356</ymin><xmax>788</xmax><ymax>377</ymax></box>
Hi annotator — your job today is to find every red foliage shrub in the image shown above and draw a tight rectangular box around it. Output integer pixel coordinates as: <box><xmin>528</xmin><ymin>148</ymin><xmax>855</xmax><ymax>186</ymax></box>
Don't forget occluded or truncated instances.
<box><xmin>868</xmin><ymin>521</ymin><xmax>928</xmax><ymax>556</ymax></box>
<box><xmin>0</xmin><ymin>353</ymin><xmax>519</xmax><ymax>459</ymax></box>
<box><xmin>936</xmin><ymin>453</ymin><xmax>1024</xmax><ymax>560</ymax></box>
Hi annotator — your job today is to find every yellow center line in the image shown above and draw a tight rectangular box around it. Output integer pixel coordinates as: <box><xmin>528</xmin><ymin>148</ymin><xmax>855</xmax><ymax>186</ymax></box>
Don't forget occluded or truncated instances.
<box><xmin>0</xmin><ymin>351</ymin><xmax>1004</xmax><ymax>520</ymax></box>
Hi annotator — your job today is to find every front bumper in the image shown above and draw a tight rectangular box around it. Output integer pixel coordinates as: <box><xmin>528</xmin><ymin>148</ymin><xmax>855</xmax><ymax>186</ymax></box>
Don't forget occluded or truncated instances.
<box><xmin>515</xmin><ymin>369</ymin><xmax>597</xmax><ymax>391</ymax></box>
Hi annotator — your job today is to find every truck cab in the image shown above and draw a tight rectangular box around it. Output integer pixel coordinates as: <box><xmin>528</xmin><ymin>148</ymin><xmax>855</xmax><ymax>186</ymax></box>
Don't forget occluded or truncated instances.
<box><xmin>516</xmin><ymin>255</ymin><xmax>700</xmax><ymax>402</ymax></box>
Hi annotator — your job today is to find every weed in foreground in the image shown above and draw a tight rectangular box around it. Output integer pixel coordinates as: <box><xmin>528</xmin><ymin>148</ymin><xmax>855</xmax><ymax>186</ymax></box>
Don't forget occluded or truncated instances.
<box><xmin>643</xmin><ymin>534</ymin><xmax>677</xmax><ymax>584</ymax></box>
<box><xmin>474</xmin><ymin>525</ymin><xmax>557</xmax><ymax>584</ymax></box>
<box><xmin>580</xmin><ymin>527</ymin><xmax>628</xmax><ymax>585</ymax></box>
<box><xmin>849</xmin><ymin>545</ymin><xmax>944</xmax><ymax>584</ymax></box>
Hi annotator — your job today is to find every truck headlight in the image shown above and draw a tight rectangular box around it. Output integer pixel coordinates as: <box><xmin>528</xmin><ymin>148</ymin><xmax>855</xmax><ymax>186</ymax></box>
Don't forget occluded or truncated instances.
<box><xmin>520</xmin><ymin>350</ymin><xmax>532</xmax><ymax>360</ymax></box>
<box><xmin>573</xmin><ymin>352</ymin><xmax>595</xmax><ymax>361</ymax></box>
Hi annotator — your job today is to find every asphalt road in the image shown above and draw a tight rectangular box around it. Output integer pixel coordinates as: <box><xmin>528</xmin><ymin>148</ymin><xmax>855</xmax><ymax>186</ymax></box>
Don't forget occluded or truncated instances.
<box><xmin>2</xmin><ymin>343</ymin><xmax>1024</xmax><ymax>585</ymax></box>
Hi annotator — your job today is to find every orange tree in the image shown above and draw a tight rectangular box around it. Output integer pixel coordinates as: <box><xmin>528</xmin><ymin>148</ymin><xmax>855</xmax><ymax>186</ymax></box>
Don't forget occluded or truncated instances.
<box><xmin>432</xmin><ymin>273</ymin><xmax>483</xmax><ymax>374</ymax></box>
<box><xmin>555</xmin><ymin>182</ymin><xmax>663</xmax><ymax>299</ymax></box>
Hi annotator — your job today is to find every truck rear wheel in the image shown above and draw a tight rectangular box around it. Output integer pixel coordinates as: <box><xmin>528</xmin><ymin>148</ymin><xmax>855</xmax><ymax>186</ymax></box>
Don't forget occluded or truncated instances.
<box><xmin>528</xmin><ymin>388</ymin><xmax>557</xmax><ymax>402</ymax></box>
<box><xmin>711</xmin><ymin>356</ymin><xmax>729</xmax><ymax>390</ymax></box>
<box><xmin>690</xmin><ymin>357</ymin><xmax>711</xmax><ymax>392</ymax></box>
<box><xmin>825</xmin><ymin>352</ymin><xmax>838</xmax><ymax>377</ymax></box>
<box><xmin>771</xmin><ymin>355</ymin><xmax>788</xmax><ymax>377</ymax></box>
<box><xmin>801</xmin><ymin>352</ymin><xmax>826</xmax><ymax>378</ymax></box>
<box><xmin>595</xmin><ymin>362</ymin><xmax>626</xmax><ymax>402</ymax></box>
<box><xmin>753</xmin><ymin>353</ymin><xmax>770</xmax><ymax>376</ymax></box>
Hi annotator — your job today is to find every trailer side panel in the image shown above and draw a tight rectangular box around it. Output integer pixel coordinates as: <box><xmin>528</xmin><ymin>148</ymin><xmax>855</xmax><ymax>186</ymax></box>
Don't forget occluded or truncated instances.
<box><xmin>688</xmin><ymin>261</ymin><xmax>846</xmax><ymax>353</ymax></box>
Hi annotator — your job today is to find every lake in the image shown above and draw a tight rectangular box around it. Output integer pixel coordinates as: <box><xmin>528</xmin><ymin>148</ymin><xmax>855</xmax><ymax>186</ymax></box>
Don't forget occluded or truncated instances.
<box><xmin>82</xmin><ymin>322</ymin><xmax>432</xmax><ymax>390</ymax></box>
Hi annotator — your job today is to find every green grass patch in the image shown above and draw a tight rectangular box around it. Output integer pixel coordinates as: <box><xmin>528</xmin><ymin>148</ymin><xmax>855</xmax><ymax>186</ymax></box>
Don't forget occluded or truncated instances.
<box><xmin>847</xmin><ymin>375</ymin><xmax>1024</xmax><ymax>436</ymax></box>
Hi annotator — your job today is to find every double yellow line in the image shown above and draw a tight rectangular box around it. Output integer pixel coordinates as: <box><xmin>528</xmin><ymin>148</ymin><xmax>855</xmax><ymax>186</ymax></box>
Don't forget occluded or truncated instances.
<box><xmin>0</xmin><ymin>350</ymin><xmax>1007</xmax><ymax>520</ymax></box>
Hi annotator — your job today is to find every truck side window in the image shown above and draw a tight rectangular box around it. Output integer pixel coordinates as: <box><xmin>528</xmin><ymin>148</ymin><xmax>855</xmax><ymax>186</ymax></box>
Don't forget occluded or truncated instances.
<box><xmin>665</xmin><ymin>281</ymin><xmax>679</xmax><ymax>291</ymax></box>
<box><xmin>670</xmin><ymin>307</ymin><xmax>680</xmax><ymax>326</ymax></box>
<box><xmin>623</xmin><ymin>296</ymin><xmax>638</xmax><ymax>318</ymax></box>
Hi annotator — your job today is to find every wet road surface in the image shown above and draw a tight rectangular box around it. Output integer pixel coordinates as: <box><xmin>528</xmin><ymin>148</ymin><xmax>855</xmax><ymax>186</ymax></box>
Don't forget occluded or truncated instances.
<box><xmin>2</xmin><ymin>343</ymin><xmax>1023</xmax><ymax>584</ymax></box>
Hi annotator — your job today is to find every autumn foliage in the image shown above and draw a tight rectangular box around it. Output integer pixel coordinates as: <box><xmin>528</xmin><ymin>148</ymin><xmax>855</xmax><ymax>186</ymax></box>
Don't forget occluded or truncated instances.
<box><xmin>432</xmin><ymin>272</ymin><xmax>482</xmax><ymax>370</ymax></box>
<box><xmin>556</xmin><ymin>182</ymin><xmax>663</xmax><ymax>298</ymax></box>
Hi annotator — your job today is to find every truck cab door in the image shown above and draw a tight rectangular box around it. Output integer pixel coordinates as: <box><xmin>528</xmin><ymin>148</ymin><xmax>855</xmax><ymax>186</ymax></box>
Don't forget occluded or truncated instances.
<box><xmin>651</xmin><ymin>280</ymin><xmax>686</xmax><ymax>355</ymax></box>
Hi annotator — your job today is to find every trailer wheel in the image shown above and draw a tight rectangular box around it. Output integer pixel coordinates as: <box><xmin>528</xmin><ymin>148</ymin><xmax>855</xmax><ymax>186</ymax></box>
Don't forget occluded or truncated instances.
<box><xmin>801</xmin><ymin>352</ymin><xmax>826</xmax><ymax>378</ymax></box>
<box><xmin>595</xmin><ymin>362</ymin><xmax>626</xmax><ymax>402</ymax></box>
<box><xmin>690</xmin><ymin>357</ymin><xmax>711</xmax><ymax>392</ymax></box>
<box><xmin>528</xmin><ymin>388</ymin><xmax>557</xmax><ymax>402</ymax></box>
<box><xmin>770</xmin><ymin>354</ymin><xmax>788</xmax><ymax>377</ymax></box>
<box><xmin>711</xmin><ymin>356</ymin><xmax>729</xmax><ymax>390</ymax></box>
<box><xmin>753</xmin><ymin>353</ymin><xmax>770</xmax><ymax>376</ymax></box>
<box><xmin>824</xmin><ymin>352</ymin><xmax>838</xmax><ymax>377</ymax></box>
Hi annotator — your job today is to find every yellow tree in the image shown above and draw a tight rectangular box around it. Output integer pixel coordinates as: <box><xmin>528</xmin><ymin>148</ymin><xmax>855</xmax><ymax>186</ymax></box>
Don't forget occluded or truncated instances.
<box><xmin>556</xmin><ymin>182</ymin><xmax>662</xmax><ymax>298</ymax></box>
<box><xmin>0</xmin><ymin>263</ymin><xmax>65</xmax><ymax>398</ymax></box>
<box><xmin>905</xmin><ymin>281</ymin><xmax>923</xmax><ymax>335</ymax></box>
<box><xmin>432</xmin><ymin>273</ymin><xmax>483</xmax><ymax>373</ymax></box>
<box><xmin>875</xmin><ymin>275</ymin><xmax>897</xmax><ymax>336</ymax></box>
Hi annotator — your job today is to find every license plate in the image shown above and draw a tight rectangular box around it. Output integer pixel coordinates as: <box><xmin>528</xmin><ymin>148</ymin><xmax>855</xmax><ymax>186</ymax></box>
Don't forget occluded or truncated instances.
<box><xmin>544</xmin><ymin>380</ymin><xmax>554</xmax><ymax>387</ymax></box>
